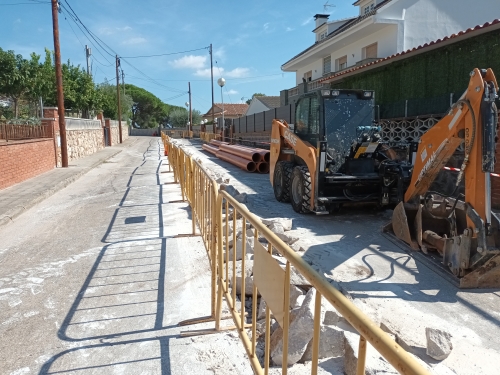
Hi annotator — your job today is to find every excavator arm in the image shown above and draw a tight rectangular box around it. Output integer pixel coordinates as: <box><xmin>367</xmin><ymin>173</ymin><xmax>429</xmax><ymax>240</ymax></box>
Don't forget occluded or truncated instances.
<box><xmin>270</xmin><ymin>119</ymin><xmax>318</xmax><ymax>211</ymax></box>
<box><xmin>405</xmin><ymin>68</ymin><xmax>498</xmax><ymax>230</ymax></box>
<box><xmin>389</xmin><ymin>68</ymin><xmax>500</xmax><ymax>287</ymax></box>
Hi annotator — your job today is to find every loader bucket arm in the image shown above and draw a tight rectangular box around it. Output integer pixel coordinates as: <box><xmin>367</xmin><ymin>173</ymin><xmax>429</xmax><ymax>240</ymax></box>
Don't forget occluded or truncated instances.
<box><xmin>270</xmin><ymin>119</ymin><xmax>318</xmax><ymax>210</ymax></box>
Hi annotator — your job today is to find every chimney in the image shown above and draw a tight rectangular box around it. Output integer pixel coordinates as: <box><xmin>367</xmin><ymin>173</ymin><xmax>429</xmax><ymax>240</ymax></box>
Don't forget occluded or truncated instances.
<box><xmin>314</xmin><ymin>14</ymin><xmax>329</xmax><ymax>28</ymax></box>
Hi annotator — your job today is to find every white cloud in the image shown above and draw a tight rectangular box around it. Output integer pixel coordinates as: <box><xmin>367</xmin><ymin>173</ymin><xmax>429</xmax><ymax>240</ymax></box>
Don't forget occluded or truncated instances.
<box><xmin>263</xmin><ymin>23</ymin><xmax>270</xmax><ymax>31</ymax></box>
<box><xmin>301</xmin><ymin>17</ymin><xmax>313</xmax><ymax>26</ymax></box>
<box><xmin>117</xmin><ymin>26</ymin><xmax>132</xmax><ymax>31</ymax></box>
<box><xmin>14</xmin><ymin>19</ymin><xmax>21</xmax><ymax>24</ymax></box>
<box><xmin>194</xmin><ymin>67</ymin><xmax>250</xmax><ymax>79</ymax></box>
<box><xmin>121</xmin><ymin>37</ymin><xmax>147</xmax><ymax>45</ymax></box>
<box><xmin>170</xmin><ymin>55</ymin><xmax>207</xmax><ymax>69</ymax></box>
<box><xmin>225</xmin><ymin>68</ymin><xmax>250</xmax><ymax>78</ymax></box>
<box><xmin>227</xmin><ymin>89</ymin><xmax>238</xmax><ymax>95</ymax></box>
<box><xmin>286</xmin><ymin>27</ymin><xmax>294</xmax><ymax>32</ymax></box>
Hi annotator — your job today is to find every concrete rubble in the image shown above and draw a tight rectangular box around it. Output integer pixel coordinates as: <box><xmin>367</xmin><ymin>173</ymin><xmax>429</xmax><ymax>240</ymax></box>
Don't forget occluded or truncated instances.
<box><xmin>344</xmin><ymin>331</ymin><xmax>398</xmax><ymax>375</ymax></box>
<box><xmin>426</xmin><ymin>328</ymin><xmax>453</xmax><ymax>360</ymax></box>
<box><xmin>270</xmin><ymin>289</ymin><xmax>316</xmax><ymax>365</ymax></box>
<box><xmin>301</xmin><ymin>325</ymin><xmax>345</xmax><ymax>362</ymax></box>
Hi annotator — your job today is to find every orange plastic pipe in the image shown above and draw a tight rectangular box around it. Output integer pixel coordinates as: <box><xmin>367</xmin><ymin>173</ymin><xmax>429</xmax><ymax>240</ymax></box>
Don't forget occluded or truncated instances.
<box><xmin>219</xmin><ymin>144</ymin><xmax>261</xmax><ymax>163</ymax></box>
<box><xmin>216</xmin><ymin>150</ymin><xmax>257</xmax><ymax>172</ymax></box>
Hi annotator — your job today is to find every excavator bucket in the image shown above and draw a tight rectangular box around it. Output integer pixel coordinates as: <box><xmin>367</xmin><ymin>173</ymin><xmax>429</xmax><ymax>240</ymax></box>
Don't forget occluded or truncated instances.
<box><xmin>389</xmin><ymin>202</ymin><xmax>420</xmax><ymax>250</ymax></box>
<box><xmin>385</xmin><ymin>199</ymin><xmax>500</xmax><ymax>288</ymax></box>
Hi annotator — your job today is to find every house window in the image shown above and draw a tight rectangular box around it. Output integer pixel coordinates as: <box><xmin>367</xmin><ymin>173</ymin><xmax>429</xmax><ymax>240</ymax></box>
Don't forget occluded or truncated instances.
<box><xmin>335</xmin><ymin>55</ymin><xmax>348</xmax><ymax>71</ymax></box>
<box><xmin>304</xmin><ymin>71</ymin><xmax>312</xmax><ymax>82</ymax></box>
<box><xmin>362</xmin><ymin>42</ymin><xmax>378</xmax><ymax>59</ymax></box>
<box><xmin>323</xmin><ymin>56</ymin><xmax>332</xmax><ymax>75</ymax></box>
<box><xmin>364</xmin><ymin>2</ymin><xmax>374</xmax><ymax>14</ymax></box>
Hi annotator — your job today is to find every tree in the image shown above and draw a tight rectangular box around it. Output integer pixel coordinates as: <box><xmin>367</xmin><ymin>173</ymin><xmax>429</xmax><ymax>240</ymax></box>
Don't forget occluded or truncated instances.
<box><xmin>246</xmin><ymin>93</ymin><xmax>266</xmax><ymax>105</ymax></box>
<box><xmin>169</xmin><ymin>107</ymin><xmax>188</xmax><ymax>128</ymax></box>
<box><xmin>96</xmin><ymin>82</ymin><xmax>133</xmax><ymax>121</ymax></box>
<box><xmin>0</xmin><ymin>48</ymin><xmax>35</xmax><ymax>117</ymax></box>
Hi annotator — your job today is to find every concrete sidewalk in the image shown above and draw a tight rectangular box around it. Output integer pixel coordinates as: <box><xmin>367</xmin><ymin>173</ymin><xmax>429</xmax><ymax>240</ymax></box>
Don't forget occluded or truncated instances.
<box><xmin>0</xmin><ymin>138</ymin><xmax>137</xmax><ymax>228</ymax></box>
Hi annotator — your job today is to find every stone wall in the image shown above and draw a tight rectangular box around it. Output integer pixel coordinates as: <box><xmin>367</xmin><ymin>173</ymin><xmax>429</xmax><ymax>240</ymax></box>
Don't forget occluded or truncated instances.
<box><xmin>66</xmin><ymin>128</ymin><xmax>105</xmax><ymax>161</ymax></box>
<box><xmin>65</xmin><ymin>118</ymin><xmax>104</xmax><ymax>162</ymax></box>
<box><xmin>109</xmin><ymin>120</ymin><xmax>120</xmax><ymax>146</ymax></box>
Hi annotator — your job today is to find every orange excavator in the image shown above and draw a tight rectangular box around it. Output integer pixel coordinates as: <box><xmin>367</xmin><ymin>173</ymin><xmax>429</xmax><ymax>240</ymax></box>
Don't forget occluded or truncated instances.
<box><xmin>269</xmin><ymin>68</ymin><xmax>499</xmax><ymax>288</ymax></box>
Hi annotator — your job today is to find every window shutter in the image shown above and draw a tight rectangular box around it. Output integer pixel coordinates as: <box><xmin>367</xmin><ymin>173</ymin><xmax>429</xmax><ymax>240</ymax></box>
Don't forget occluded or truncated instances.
<box><xmin>365</xmin><ymin>43</ymin><xmax>378</xmax><ymax>59</ymax></box>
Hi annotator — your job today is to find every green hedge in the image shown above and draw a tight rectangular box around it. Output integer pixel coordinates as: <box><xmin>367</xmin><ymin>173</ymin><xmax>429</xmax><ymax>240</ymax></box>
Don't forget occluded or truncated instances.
<box><xmin>330</xmin><ymin>30</ymin><xmax>500</xmax><ymax>118</ymax></box>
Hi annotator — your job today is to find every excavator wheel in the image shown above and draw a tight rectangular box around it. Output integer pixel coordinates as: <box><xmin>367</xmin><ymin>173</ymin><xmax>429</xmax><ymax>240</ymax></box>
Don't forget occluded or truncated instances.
<box><xmin>273</xmin><ymin>161</ymin><xmax>294</xmax><ymax>202</ymax></box>
<box><xmin>290</xmin><ymin>166</ymin><xmax>312</xmax><ymax>214</ymax></box>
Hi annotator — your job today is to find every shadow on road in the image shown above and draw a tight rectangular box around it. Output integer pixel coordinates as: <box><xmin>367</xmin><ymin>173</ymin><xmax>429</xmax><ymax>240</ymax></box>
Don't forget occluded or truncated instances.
<box><xmin>39</xmin><ymin>139</ymin><xmax>179</xmax><ymax>375</ymax></box>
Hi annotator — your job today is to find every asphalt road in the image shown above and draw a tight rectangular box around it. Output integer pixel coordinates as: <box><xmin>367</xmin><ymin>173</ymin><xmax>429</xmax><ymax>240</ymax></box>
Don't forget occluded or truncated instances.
<box><xmin>178</xmin><ymin>138</ymin><xmax>500</xmax><ymax>375</ymax></box>
<box><xmin>0</xmin><ymin>138</ymin><xmax>250</xmax><ymax>375</ymax></box>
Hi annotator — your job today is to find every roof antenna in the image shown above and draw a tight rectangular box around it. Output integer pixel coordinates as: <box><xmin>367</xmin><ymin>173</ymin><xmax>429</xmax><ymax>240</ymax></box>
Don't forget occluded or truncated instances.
<box><xmin>323</xmin><ymin>1</ymin><xmax>335</xmax><ymax>12</ymax></box>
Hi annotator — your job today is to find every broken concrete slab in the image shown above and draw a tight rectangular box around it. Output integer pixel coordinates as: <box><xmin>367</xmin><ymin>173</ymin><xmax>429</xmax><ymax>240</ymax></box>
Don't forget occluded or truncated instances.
<box><xmin>220</xmin><ymin>183</ymin><xmax>240</xmax><ymax>197</ymax></box>
<box><xmin>323</xmin><ymin>310</ymin><xmax>341</xmax><ymax>326</ymax></box>
<box><xmin>234</xmin><ymin>193</ymin><xmax>248</xmax><ymax>203</ymax></box>
<box><xmin>344</xmin><ymin>331</ymin><xmax>398</xmax><ymax>375</ymax></box>
<box><xmin>426</xmin><ymin>328</ymin><xmax>453</xmax><ymax>360</ymax></box>
<box><xmin>226</xmin><ymin>237</ymin><xmax>255</xmax><ymax>262</ymax></box>
<box><xmin>270</xmin><ymin>288</ymin><xmax>316</xmax><ymax>366</ymax></box>
<box><xmin>301</xmin><ymin>325</ymin><xmax>345</xmax><ymax>362</ymax></box>
<box><xmin>262</xmin><ymin>217</ymin><xmax>293</xmax><ymax>231</ymax></box>
<box><xmin>228</xmin><ymin>260</ymin><xmax>253</xmax><ymax>295</ymax></box>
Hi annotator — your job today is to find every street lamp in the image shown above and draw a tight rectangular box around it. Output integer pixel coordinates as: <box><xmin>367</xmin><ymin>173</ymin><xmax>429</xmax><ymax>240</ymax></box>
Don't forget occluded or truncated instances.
<box><xmin>217</xmin><ymin>77</ymin><xmax>225</xmax><ymax>139</ymax></box>
<box><xmin>185</xmin><ymin>102</ymin><xmax>189</xmax><ymax>131</ymax></box>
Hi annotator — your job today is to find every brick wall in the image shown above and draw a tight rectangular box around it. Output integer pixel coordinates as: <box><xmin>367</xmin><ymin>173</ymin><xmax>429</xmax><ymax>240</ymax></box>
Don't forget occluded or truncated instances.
<box><xmin>0</xmin><ymin>139</ymin><xmax>55</xmax><ymax>190</ymax></box>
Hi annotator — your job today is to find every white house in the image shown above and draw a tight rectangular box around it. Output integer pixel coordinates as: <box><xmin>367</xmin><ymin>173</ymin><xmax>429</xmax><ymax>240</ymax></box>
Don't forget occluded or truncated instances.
<box><xmin>282</xmin><ymin>0</ymin><xmax>499</xmax><ymax>87</ymax></box>
<box><xmin>244</xmin><ymin>96</ymin><xmax>281</xmax><ymax>117</ymax></box>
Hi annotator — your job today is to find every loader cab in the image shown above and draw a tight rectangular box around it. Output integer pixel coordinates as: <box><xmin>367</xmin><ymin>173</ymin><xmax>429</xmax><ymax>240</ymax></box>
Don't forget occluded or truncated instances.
<box><xmin>294</xmin><ymin>89</ymin><xmax>375</xmax><ymax>172</ymax></box>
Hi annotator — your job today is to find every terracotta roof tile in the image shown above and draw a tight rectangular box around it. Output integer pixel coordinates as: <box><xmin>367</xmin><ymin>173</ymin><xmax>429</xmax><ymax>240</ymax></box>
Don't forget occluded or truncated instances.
<box><xmin>203</xmin><ymin>103</ymin><xmax>249</xmax><ymax>117</ymax></box>
<box><xmin>319</xmin><ymin>18</ymin><xmax>500</xmax><ymax>84</ymax></box>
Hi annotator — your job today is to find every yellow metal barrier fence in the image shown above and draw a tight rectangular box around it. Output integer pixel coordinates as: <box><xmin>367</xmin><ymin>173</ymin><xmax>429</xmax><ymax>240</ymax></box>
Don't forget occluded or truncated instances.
<box><xmin>160</xmin><ymin>132</ymin><xmax>430</xmax><ymax>375</ymax></box>
<box><xmin>164</xmin><ymin>129</ymin><xmax>193</xmax><ymax>139</ymax></box>
<box><xmin>200</xmin><ymin>131</ymin><xmax>220</xmax><ymax>143</ymax></box>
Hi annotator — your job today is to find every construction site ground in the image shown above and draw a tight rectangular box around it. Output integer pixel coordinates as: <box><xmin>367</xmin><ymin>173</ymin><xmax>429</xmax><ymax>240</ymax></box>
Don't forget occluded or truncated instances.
<box><xmin>176</xmin><ymin>138</ymin><xmax>500</xmax><ymax>375</ymax></box>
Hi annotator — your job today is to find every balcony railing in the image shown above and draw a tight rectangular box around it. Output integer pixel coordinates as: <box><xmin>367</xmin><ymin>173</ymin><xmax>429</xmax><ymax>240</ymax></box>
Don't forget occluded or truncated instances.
<box><xmin>288</xmin><ymin>77</ymin><xmax>327</xmax><ymax>98</ymax></box>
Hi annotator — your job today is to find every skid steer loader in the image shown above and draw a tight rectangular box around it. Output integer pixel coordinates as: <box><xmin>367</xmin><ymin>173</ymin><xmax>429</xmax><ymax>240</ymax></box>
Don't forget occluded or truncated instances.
<box><xmin>270</xmin><ymin>69</ymin><xmax>500</xmax><ymax>288</ymax></box>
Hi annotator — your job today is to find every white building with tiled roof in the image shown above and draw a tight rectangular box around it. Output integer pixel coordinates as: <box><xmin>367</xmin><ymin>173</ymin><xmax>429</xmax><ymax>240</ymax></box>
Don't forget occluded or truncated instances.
<box><xmin>282</xmin><ymin>0</ymin><xmax>498</xmax><ymax>88</ymax></box>
<box><xmin>245</xmin><ymin>96</ymin><xmax>281</xmax><ymax>116</ymax></box>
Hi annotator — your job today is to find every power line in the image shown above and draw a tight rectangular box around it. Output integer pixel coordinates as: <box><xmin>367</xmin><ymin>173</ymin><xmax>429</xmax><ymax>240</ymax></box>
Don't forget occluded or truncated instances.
<box><xmin>121</xmin><ymin>47</ymin><xmax>209</xmax><ymax>59</ymax></box>
<box><xmin>59</xmin><ymin>3</ymin><xmax>113</xmax><ymax>66</ymax></box>
<box><xmin>0</xmin><ymin>2</ymin><xmax>50</xmax><ymax>5</ymax></box>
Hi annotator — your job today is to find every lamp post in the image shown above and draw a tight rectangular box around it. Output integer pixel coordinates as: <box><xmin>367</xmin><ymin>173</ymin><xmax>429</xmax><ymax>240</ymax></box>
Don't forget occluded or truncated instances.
<box><xmin>217</xmin><ymin>77</ymin><xmax>225</xmax><ymax>140</ymax></box>
<box><xmin>185</xmin><ymin>102</ymin><xmax>189</xmax><ymax>132</ymax></box>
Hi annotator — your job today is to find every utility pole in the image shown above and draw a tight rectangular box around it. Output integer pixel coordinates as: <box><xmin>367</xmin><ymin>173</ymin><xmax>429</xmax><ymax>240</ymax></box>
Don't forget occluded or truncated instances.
<box><xmin>210</xmin><ymin>44</ymin><xmax>215</xmax><ymax>133</ymax></box>
<box><xmin>116</xmin><ymin>55</ymin><xmax>123</xmax><ymax>143</ymax></box>
<box><xmin>188</xmin><ymin>82</ymin><xmax>192</xmax><ymax>132</ymax></box>
<box><xmin>51</xmin><ymin>0</ymin><xmax>68</xmax><ymax>168</ymax></box>
<box><xmin>85</xmin><ymin>45</ymin><xmax>91</xmax><ymax>75</ymax></box>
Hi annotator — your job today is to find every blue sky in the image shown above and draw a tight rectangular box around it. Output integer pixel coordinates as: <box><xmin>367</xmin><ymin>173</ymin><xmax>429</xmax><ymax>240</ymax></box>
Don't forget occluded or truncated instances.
<box><xmin>1</xmin><ymin>0</ymin><xmax>358</xmax><ymax>113</ymax></box>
